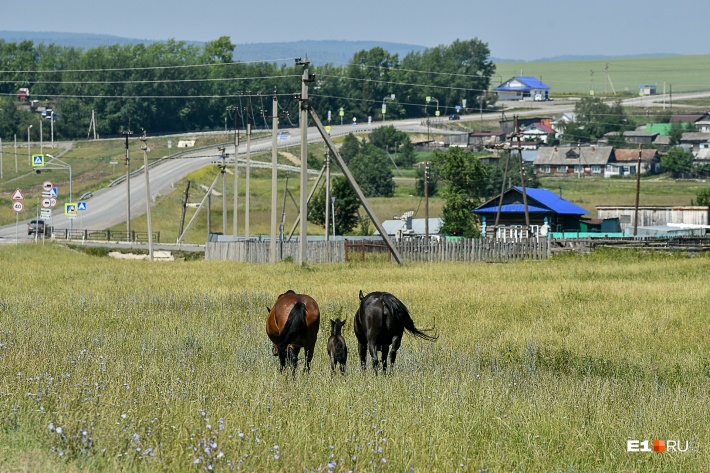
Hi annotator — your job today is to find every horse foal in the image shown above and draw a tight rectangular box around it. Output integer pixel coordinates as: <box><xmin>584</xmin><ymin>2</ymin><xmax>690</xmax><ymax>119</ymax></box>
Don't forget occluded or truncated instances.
<box><xmin>327</xmin><ymin>318</ymin><xmax>348</xmax><ymax>375</ymax></box>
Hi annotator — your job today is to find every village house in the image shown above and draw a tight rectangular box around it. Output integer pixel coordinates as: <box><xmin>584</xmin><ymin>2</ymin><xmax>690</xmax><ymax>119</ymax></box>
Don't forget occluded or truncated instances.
<box><xmin>608</xmin><ymin>149</ymin><xmax>661</xmax><ymax>176</ymax></box>
<box><xmin>494</xmin><ymin>76</ymin><xmax>551</xmax><ymax>102</ymax></box>
<box><xmin>533</xmin><ymin>145</ymin><xmax>614</xmax><ymax>177</ymax></box>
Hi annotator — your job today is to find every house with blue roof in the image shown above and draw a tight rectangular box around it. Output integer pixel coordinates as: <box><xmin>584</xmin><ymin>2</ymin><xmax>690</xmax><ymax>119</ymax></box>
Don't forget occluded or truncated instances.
<box><xmin>494</xmin><ymin>76</ymin><xmax>550</xmax><ymax>101</ymax></box>
<box><xmin>472</xmin><ymin>187</ymin><xmax>590</xmax><ymax>238</ymax></box>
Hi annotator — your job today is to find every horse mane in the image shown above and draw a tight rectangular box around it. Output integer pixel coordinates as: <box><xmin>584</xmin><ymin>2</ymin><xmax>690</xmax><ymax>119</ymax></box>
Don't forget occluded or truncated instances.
<box><xmin>381</xmin><ymin>293</ymin><xmax>438</xmax><ymax>342</ymax></box>
<box><xmin>277</xmin><ymin>301</ymin><xmax>308</xmax><ymax>354</ymax></box>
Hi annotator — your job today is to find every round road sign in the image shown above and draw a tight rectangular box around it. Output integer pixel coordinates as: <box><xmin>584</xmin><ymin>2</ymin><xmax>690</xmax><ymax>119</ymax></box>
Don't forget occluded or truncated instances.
<box><xmin>12</xmin><ymin>201</ymin><xmax>23</xmax><ymax>212</ymax></box>
<box><xmin>42</xmin><ymin>198</ymin><xmax>52</xmax><ymax>208</ymax></box>
<box><xmin>50</xmin><ymin>198</ymin><xmax>58</xmax><ymax>208</ymax></box>
<box><xmin>42</xmin><ymin>181</ymin><xmax>53</xmax><ymax>191</ymax></box>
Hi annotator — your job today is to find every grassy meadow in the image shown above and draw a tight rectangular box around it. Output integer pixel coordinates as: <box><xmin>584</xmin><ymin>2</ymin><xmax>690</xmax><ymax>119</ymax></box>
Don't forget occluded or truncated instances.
<box><xmin>494</xmin><ymin>54</ymin><xmax>710</xmax><ymax>95</ymax></box>
<box><xmin>0</xmin><ymin>244</ymin><xmax>708</xmax><ymax>472</ymax></box>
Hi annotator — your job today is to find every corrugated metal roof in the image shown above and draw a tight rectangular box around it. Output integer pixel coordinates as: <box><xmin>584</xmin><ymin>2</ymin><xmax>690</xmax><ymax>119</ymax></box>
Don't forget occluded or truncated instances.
<box><xmin>614</xmin><ymin>149</ymin><xmax>659</xmax><ymax>162</ymax></box>
<box><xmin>473</xmin><ymin>187</ymin><xmax>588</xmax><ymax>216</ymax></box>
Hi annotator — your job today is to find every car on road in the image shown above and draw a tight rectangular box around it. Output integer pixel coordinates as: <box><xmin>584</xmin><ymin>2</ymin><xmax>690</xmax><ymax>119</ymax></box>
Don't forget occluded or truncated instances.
<box><xmin>448</xmin><ymin>114</ymin><xmax>460</xmax><ymax>120</ymax></box>
<box><xmin>28</xmin><ymin>219</ymin><xmax>46</xmax><ymax>235</ymax></box>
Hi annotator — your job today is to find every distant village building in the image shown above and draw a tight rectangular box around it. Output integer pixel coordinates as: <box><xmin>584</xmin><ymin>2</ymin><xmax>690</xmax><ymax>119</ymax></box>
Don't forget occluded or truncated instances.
<box><xmin>597</xmin><ymin>206</ymin><xmax>710</xmax><ymax>235</ymax></box>
<box><xmin>533</xmin><ymin>145</ymin><xmax>614</xmax><ymax>177</ymax></box>
<box><xmin>494</xmin><ymin>76</ymin><xmax>550</xmax><ymax>102</ymax></box>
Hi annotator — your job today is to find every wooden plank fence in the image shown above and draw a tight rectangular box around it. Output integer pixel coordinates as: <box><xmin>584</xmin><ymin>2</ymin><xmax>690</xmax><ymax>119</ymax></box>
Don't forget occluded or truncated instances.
<box><xmin>206</xmin><ymin>238</ymin><xmax>549</xmax><ymax>263</ymax></box>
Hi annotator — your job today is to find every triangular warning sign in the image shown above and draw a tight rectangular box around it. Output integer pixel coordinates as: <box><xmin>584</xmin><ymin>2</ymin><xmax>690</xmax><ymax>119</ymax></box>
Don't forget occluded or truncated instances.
<box><xmin>12</xmin><ymin>188</ymin><xmax>24</xmax><ymax>200</ymax></box>
<box><xmin>34</xmin><ymin>156</ymin><xmax>43</xmax><ymax>164</ymax></box>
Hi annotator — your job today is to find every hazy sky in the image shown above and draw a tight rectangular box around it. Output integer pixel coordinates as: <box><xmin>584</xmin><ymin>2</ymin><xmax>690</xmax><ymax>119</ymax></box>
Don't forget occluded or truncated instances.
<box><xmin>4</xmin><ymin>0</ymin><xmax>708</xmax><ymax>60</ymax></box>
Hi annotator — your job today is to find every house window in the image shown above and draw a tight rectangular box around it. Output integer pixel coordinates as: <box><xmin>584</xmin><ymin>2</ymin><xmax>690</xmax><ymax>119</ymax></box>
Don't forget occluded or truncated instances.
<box><xmin>623</xmin><ymin>166</ymin><xmax>630</xmax><ymax>173</ymax></box>
<box><xmin>591</xmin><ymin>165</ymin><xmax>602</xmax><ymax>173</ymax></box>
<box><xmin>574</xmin><ymin>165</ymin><xmax>584</xmax><ymax>174</ymax></box>
<box><xmin>556</xmin><ymin>165</ymin><xmax>567</xmax><ymax>173</ymax></box>
<box><xmin>541</xmin><ymin>165</ymin><xmax>550</xmax><ymax>173</ymax></box>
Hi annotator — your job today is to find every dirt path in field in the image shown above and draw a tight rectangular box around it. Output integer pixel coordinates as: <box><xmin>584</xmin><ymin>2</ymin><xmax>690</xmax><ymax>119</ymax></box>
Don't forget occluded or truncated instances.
<box><xmin>280</xmin><ymin>151</ymin><xmax>300</xmax><ymax>166</ymax></box>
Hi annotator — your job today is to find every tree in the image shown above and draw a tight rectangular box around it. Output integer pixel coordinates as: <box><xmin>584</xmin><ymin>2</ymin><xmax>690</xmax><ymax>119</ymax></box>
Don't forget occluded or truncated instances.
<box><xmin>339</xmin><ymin>133</ymin><xmax>361</xmax><ymax>165</ymax></box>
<box><xmin>433</xmin><ymin>148</ymin><xmax>489</xmax><ymax>237</ymax></box>
<box><xmin>668</xmin><ymin>122</ymin><xmax>684</xmax><ymax>146</ymax></box>
<box><xmin>695</xmin><ymin>188</ymin><xmax>710</xmax><ymax>206</ymax></box>
<box><xmin>661</xmin><ymin>148</ymin><xmax>694</xmax><ymax>178</ymax></box>
<box><xmin>307</xmin><ymin>176</ymin><xmax>360</xmax><ymax>235</ymax></box>
<box><xmin>561</xmin><ymin>96</ymin><xmax>631</xmax><ymax>143</ymax></box>
<box><xmin>484</xmin><ymin>156</ymin><xmax>540</xmax><ymax>199</ymax></box>
<box><xmin>348</xmin><ymin>144</ymin><xmax>395</xmax><ymax>197</ymax></box>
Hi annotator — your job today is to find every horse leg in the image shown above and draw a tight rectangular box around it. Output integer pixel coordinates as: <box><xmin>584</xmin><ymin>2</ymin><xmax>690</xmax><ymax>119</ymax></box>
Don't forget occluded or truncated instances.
<box><xmin>287</xmin><ymin>345</ymin><xmax>300</xmax><ymax>378</ymax></box>
<box><xmin>329</xmin><ymin>354</ymin><xmax>336</xmax><ymax>375</ymax></box>
<box><xmin>381</xmin><ymin>344</ymin><xmax>390</xmax><ymax>374</ymax></box>
<box><xmin>388</xmin><ymin>335</ymin><xmax>402</xmax><ymax>373</ymax></box>
<box><xmin>304</xmin><ymin>346</ymin><xmax>314</xmax><ymax>374</ymax></box>
<box><xmin>278</xmin><ymin>348</ymin><xmax>287</xmax><ymax>373</ymax></box>
<box><xmin>368</xmin><ymin>341</ymin><xmax>380</xmax><ymax>373</ymax></box>
<box><xmin>358</xmin><ymin>341</ymin><xmax>368</xmax><ymax>371</ymax></box>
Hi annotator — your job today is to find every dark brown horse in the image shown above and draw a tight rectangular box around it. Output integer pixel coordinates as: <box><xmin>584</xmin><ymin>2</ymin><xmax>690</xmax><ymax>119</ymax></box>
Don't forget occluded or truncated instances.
<box><xmin>354</xmin><ymin>290</ymin><xmax>437</xmax><ymax>374</ymax></box>
<box><xmin>266</xmin><ymin>290</ymin><xmax>321</xmax><ymax>376</ymax></box>
<box><xmin>327</xmin><ymin>318</ymin><xmax>348</xmax><ymax>376</ymax></box>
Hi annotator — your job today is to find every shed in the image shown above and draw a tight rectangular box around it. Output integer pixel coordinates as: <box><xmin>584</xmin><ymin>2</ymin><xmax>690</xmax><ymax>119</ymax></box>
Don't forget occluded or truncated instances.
<box><xmin>596</xmin><ymin>206</ymin><xmax>710</xmax><ymax>234</ymax></box>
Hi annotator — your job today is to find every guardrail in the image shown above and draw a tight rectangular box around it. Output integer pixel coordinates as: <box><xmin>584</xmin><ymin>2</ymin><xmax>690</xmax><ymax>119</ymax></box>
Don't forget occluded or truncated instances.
<box><xmin>51</xmin><ymin>228</ymin><xmax>160</xmax><ymax>243</ymax></box>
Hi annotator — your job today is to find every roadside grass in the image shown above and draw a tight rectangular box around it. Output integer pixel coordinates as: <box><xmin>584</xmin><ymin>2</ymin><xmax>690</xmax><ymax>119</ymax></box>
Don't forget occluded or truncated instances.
<box><xmin>0</xmin><ymin>245</ymin><xmax>708</xmax><ymax>471</ymax></box>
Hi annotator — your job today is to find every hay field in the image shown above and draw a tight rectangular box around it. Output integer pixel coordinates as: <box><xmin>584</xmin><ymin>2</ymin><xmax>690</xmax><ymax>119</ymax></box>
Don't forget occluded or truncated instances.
<box><xmin>0</xmin><ymin>244</ymin><xmax>708</xmax><ymax>471</ymax></box>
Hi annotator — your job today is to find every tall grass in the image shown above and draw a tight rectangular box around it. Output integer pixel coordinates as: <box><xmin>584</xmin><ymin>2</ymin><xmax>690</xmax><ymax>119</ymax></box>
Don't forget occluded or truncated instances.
<box><xmin>0</xmin><ymin>244</ymin><xmax>707</xmax><ymax>471</ymax></box>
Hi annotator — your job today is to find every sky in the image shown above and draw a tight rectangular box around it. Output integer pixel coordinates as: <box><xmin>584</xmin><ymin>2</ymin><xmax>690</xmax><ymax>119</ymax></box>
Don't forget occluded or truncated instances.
<box><xmin>3</xmin><ymin>0</ymin><xmax>709</xmax><ymax>61</ymax></box>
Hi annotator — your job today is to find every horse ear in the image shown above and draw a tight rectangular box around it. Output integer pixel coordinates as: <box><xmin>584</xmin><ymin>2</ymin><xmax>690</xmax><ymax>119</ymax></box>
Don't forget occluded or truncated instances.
<box><xmin>359</xmin><ymin>290</ymin><xmax>364</xmax><ymax>300</ymax></box>
<box><xmin>266</xmin><ymin>306</ymin><xmax>271</xmax><ymax>313</ymax></box>
<box><xmin>342</xmin><ymin>318</ymin><xmax>347</xmax><ymax>326</ymax></box>
<box><xmin>330</xmin><ymin>319</ymin><xmax>335</xmax><ymax>325</ymax></box>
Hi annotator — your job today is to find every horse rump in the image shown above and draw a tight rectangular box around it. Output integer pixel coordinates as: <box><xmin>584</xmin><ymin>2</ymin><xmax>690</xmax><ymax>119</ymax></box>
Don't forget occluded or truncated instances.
<box><xmin>277</xmin><ymin>301</ymin><xmax>308</xmax><ymax>354</ymax></box>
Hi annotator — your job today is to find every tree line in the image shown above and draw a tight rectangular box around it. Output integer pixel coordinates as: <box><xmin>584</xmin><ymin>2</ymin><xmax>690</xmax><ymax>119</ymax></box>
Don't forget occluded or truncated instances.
<box><xmin>0</xmin><ymin>37</ymin><xmax>494</xmax><ymax>140</ymax></box>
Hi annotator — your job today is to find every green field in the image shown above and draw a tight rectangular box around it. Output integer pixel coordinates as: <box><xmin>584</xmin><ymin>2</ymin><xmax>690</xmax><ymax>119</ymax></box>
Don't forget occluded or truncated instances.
<box><xmin>494</xmin><ymin>54</ymin><xmax>710</xmax><ymax>95</ymax></box>
<box><xmin>0</xmin><ymin>245</ymin><xmax>707</xmax><ymax>471</ymax></box>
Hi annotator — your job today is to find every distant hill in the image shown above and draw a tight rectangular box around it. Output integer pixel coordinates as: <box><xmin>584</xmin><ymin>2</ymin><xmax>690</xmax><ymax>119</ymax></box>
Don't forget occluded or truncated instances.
<box><xmin>0</xmin><ymin>31</ymin><xmax>428</xmax><ymax>66</ymax></box>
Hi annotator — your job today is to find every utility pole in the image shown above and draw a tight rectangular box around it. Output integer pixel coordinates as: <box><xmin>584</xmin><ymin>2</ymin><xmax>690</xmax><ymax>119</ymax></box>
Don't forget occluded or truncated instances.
<box><xmin>39</xmin><ymin>119</ymin><xmax>43</xmax><ymax>154</ymax></box>
<box><xmin>221</xmin><ymin>146</ymin><xmax>227</xmax><ymax>234</ymax></box>
<box><xmin>179</xmin><ymin>180</ymin><xmax>191</xmax><ymax>239</ymax></box>
<box><xmin>14</xmin><ymin>134</ymin><xmax>18</xmax><ymax>173</ymax></box>
<box><xmin>424</xmin><ymin>162</ymin><xmax>429</xmax><ymax>241</ymax></box>
<box><xmin>515</xmin><ymin>116</ymin><xmax>530</xmax><ymax>231</ymax></box>
<box><xmin>123</xmin><ymin>130</ymin><xmax>133</xmax><ymax>241</ymax></box>
<box><xmin>297</xmin><ymin>57</ymin><xmax>313</xmax><ymax>265</ymax></box>
<box><xmin>325</xmin><ymin>148</ymin><xmax>331</xmax><ymax>241</ymax></box>
<box><xmin>245</xmin><ymin>123</ymin><xmax>251</xmax><ymax>240</ymax></box>
<box><xmin>230</xmin><ymin>106</ymin><xmax>240</xmax><ymax>240</ymax></box>
<box><xmin>270</xmin><ymin>94</ymin><xmax>279</xmax><ymax>263</ymax></box>
<box><xmin>633</xmin><ymin>145</ymin><xmax>642</xmax><ymax>236</ymax></box>
<box><xmin>140</xmin><ymin>130</ymin><xmax>154</xmax><ymax>261</ymax></box>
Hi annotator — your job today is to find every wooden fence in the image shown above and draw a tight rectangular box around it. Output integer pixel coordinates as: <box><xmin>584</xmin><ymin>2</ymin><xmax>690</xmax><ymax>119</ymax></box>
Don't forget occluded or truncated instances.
<box><xmin>206</xmin><ymin>238</ymin><xmax>549</xmax><ymax>263</ymax></box>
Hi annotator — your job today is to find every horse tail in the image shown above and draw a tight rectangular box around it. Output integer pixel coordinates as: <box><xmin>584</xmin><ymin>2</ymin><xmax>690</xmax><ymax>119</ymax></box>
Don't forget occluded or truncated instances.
<box><xmin>278</xmin><ymin>301</ymin><xmax>308</xmax><ymax>353</ymax></box>
<box><xmin>382</xmin><ymin>293</ymin><xmax>438</xmax><ymax>342</ymax></box>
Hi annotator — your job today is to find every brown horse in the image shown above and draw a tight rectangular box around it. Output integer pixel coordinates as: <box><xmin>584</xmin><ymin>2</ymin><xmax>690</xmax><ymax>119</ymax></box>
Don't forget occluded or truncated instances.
<box><xmin>266</xmin><ymin>290</ymin><xmax>321</xmax><ymax>376</ymax></box>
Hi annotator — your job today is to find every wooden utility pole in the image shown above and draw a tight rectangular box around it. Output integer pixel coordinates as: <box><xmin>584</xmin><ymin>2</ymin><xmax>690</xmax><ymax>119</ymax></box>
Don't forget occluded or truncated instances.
<box><xmin>515</xmin><ymin>116</ymin><xmax>530</xmax><ymax>230</ymax></box>
<box><xmin>297</xmin><ymin>58</ymin><xmax>312</xmax><ymax>265</ymax></box>
<box><xmin>141</xmin><ymin>131</ymin><xmax>154</xmax><ymax>261</ymax></box>
<box><xmin>424</xmin><ymin>162</ymin><xmax>429</xmax><ymax>240</ymax></box>
<box><xmin>307</xmin><ymin>109</ymin><xmax>405</xmax><ymax>265</ymax></box>
<box><xmin>123</xmin><ymin>130</ymin><xmax>133</xmax><ymax>241</ymax></box>
<box><xmin>270</xmin><ymin>94</ymin><xmax>279</xmax><ymax>263</ymax></box>
<box><xmin>633</xmin><ymin>145</ymin><xmax>642</xmax><ymax>236</ymax></box>
<box><xmin>179</xmin><ymin>180</ymin><xmax>191</xmax><ymax>239</ymax></box>
<box><xmin>325</xmin><ymin>148</ymin><xmax>331</xmax><ymax>241</ymax></box>
<box><xmin>245</xmin><ymin>123</ymin><xmax>251</xmax><ymax>240</ymax></box>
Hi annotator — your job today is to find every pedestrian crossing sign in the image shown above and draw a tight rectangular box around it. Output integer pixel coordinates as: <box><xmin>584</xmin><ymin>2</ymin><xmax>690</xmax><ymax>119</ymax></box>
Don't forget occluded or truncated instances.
<box><xmin>32</xmin><ymin>154</ymin><xmax>45</xmax><ymax>167</ymax></box>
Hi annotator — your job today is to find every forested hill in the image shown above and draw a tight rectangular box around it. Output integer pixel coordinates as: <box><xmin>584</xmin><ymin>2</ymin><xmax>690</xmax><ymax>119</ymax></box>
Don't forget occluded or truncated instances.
<box><xmin>0</xmin><ymin>31</ymin><xmax>427</xmax><ymax>66</ymax></box>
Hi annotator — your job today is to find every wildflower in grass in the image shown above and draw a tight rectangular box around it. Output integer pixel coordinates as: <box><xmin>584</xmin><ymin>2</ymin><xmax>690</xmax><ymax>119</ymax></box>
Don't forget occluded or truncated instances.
<box><xmin>56</xmin><ymin>427</ymin><xmax>63</xmax><ymax>434</ymax></box>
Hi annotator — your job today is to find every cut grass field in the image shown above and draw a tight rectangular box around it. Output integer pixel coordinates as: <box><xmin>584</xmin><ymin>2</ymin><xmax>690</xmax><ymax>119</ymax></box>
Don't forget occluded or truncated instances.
<box><xmin>494</xmin><ymin>54</ymin><xmax>710</xmax><ymax>95</ymax></box>
<box><xmin>0</xmin><ymin>244</ymin><xmax>707</xmax><ymax>471</ymax></box>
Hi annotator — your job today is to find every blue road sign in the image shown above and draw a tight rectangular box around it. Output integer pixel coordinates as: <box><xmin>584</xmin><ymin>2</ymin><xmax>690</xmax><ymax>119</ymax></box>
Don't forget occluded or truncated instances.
<box><xmin>50</xmin><ymin>187</ymin><xmax>58</xmax><ymax>198</ymax></box>
<box><xmin>32</xmin><ymin>154</ymin><xmax>45</xmax><ymax>167</ymax></box>
<box><xmin>77</xmin><ymin>201</ymin><xmax>87</xmax><ymax>211</ymax></box>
